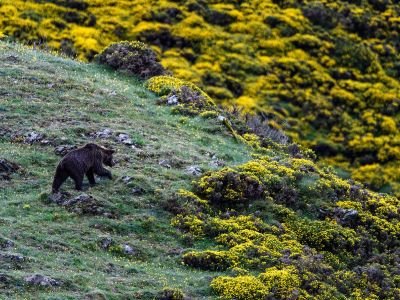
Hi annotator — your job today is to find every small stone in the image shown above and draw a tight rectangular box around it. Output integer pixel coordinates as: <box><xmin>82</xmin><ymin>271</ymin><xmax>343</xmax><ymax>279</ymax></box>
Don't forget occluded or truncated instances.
<box><xmin>24</xmin><ymin>274</ymin><xmax>60</xmax><ymax>287</ymax></box>
<box><xmin>0</xmin><ymin>238</ymin><xmax>14</xmax><ymax>249</ymax></box>
<box><xmin>121</xmin><ymin>176</ymin><xmax>133</xmax><ymax>184</ymax></box>
<box><xmin>116</xmin><ymin>133</ymin><xmax>134</xmax><ymax>146</ymax></box>
<box><xmin>217</xmin><ymin>115</ymin><xmax>226</xmax><ymax>122</ymax></box>
<box><xmin>334</xmin><ymin>208</ymin><xmax>359</xmax><ymax>226</ymax></box>
<box><xmin>0</xmin><ymin>252</ymin><xmax>25</xmax><ymax>263</ymax></box>
<box><xmin>159</xmin><ymin>159</ymin><xmax>171</xmax><ymax>169</ymax></box>
<box><xmin>167</xmin><ymin>95</ymin><xmax>178</xmax><ymax>105</ymax></box>
<box><xmin>95</xmin><ymin>128</ymin><xmax>113</xmax><ymax>139</ymax></box>
<box><xmin>209</xmin><ymin>159</ymin><xmax>225</xmax><ymax>168</ymax></box>
<box><xmin>185</xmin><ymin>165</ymin><xmax>202</xmax><ymax>176</ymax></box>
<box><xmin>48</xmin><ymin>192</ymin><xmax>66</xmax><ymax>205</ymax></box>
<box><xmin>99</xmin><ymin>237</ymin><xmax>113</xmax><ymax>250</ymax></box>
<box><xmin>25</xmin><ymin>131</ymin><xmax>44</xmax><ymax>144</ymax></box>
<box><xmin>121</xmin><ymin>244</ymin><xmax>136</xmax><ymax>256</ymax></box>
<box><xmin>132</xmin><ymin>187</ymin><xmax>145</xmax><ymax>195</ymax></box>
<box><xmin>0</xmin><ymin>273</ymin><xmax>12</xmax><ymax>284</ymax></box>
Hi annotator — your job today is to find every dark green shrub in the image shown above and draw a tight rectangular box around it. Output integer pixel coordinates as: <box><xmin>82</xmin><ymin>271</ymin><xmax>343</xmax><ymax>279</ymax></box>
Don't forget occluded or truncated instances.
<box><xmin>157</xmin><ymin>287</ymin><xmax>185</xmax><ymax>300</ymax></box>
<box><xmin>183</xmin><ymin>250</ymin><xmax>232</xmax><ymax>271</ymax></box>
<box><xmin>96</xmin><ymin>41</ymin><xmax>166</xmax><ymax>80</ymax></box>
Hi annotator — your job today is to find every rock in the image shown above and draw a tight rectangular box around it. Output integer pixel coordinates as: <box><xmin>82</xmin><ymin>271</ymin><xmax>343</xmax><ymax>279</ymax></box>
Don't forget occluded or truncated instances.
<box><xmin>0</xmin><ymin>273</ymin><xmax>13</xmax><ymax>284</ymax></box>
<box><xmin>49</xmin><ymin>193</ymin><xmax>113</xmax><ymax>217</ymax></box>
<box><xmin>99</xmin><ymin>237</ymin><xmax>113</xmax><ymax>250</ymax></box>
<box><xmin>0</xmin><ymin>252</ymin><xmax>25</xmax><ymax>263</ymax></box>
<box><xmin>209</xmin><ymin>159</ymin><xmax>225</xmax><ymax>168</ymax></box>
<box><xmin>25</xmin><ymin>131</ymin><xmax>44</xmax><ymax>144</ymax></box>
<box><xmin>159</xmin><ymin>159</ymin><xmax>171</xmax><ymax>169</ymax></box>
<box><xmin>0</xmin><ymin>238</ymin><xmax>14</xmax><ymax>249</ymax></box>
<box><xmin>94</xmin><ymin>128</ymin><xmax>113</xmax><ymax>139</ymax></box>
<box><xmin>217</xmin><ymin>115</ymin><xmax>226</xmax><ymax>122</ymax></box>
<box><xmin>121</xmin><ymin>176</ymin><xmax>133</xmax><ymax>184</ymax></box>
<box><xmin>185</xmin><ymin>165</ymin><xmax>202</xmax><ymax>176</ymax></box>
<box><xmin>24</xmin><ymin>274</ymin><xmax>60</xmax><ymax>287</ymax></box>
<box><xmin>0</xmin><ymin>158</ymin><xmax>19</xmax><ymax>180</ymax></box>
<box><xmin>54</xmin><ymin>144</ymin><xmax>77</xmax><ymax>156</ymax></box>
<box><xmin>132</xmin><ymin>187</ymin><xmax>145</xmax><ymax>195</ymax></box>
<box><xmin>334</xmin><ymin>208</ymin><xmax>359</xmax><ymax>226</ymax></box>
<box><xmin>116</xmin><ymin>133</ymin><xmax>134</xmax><ymax>146</ymax></box>
<box><xmin>167</xmin><ymin>94</ymin><xmax>178</xmax><ymax>105</ymax></box>
<box><xmin>62</xmin><ymin>193</ymin><xmax>106</xmax><ymax>216</ymax></box>
<box><xmin>48</xmin><ymin>192</ymin><xmax>69</xmax><ymax>205</ymax></box>
<box><xmin>121</xmin><ymin>244</ymin><xmax>136</xmax><ymax>256</ymax></box>
<box><xmin>5</xmin><ymin>55</ymin><xmax>20</xmax><ymax>63</ymax></box>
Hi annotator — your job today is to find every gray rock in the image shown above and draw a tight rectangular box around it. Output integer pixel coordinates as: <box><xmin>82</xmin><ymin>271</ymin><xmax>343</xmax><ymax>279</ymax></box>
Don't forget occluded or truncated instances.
<box><xmin>121</xmin><ymin>176</ymin><xmax>133</xmax><ymax>184</ymax></box>
<box><xmin>0</xmin><ymin>252</ymin><xmax>25</xmax><ymax>263</ymax></box>
<box><xmin>159</xmin><ymin>159</ymin><xmax>171</xmax><ymax>169</ymax></box>
<box><xmin>217</xmin><ymin>115</ymin><xmax>226</xmax><ymax>122</ymax></box>
<box><xmin>0</xmin><ymin>238</ymin><xmax>14</xmax><ymax>249</ymax></box>
<box><xmin>209</xmin><ymin>159</ymin><xmax>225</xmax><ymax>168</ymax></box>
<box><xmin>116</xmin><ymin>133</ymin><xmax>134</xmax><ymax>146</ymax></box>
<box><xmin>131</xmin><ymin>187</ymin><xmax>145</xmax><ymax>195</ymax></box>
<box><xmin>95</xmin><ymin>128</ymin><xmax>113</xmax><ymax>138</ymax></box>
<box><xmin>185</xmin><ymin>165</ymin><xmax>202</xmax><ymax>176</ymax></box>
<box><xmin>24</xmin><ymin>274</ymin><xmax>60</xmax><ymax>287</ymax></box>
<box><xmin>121</xmin><ymin>244</ymin><xmax>136</xmax><ymax>256</ymax></box>
<box><xmin>99</xmin><ymin>237</ymin><xmax>113</xmax><ymax>250</ymax></box>
<box><xmin>25</xmin><ymin>132</ymin><xmax>44</xmax><ymax>144</ymax></box>
<box><xmin>334</xmin><ymin>208</ymin><xmax>359</xmax><ymax>226</ymax></box>
<box><xmin>54</xmin><ymin>144</ymin><xmax>77</xmax><ymax>156</ymax></box>
<box><xmin>48</xmin><ymin>193</ymin><xmax>112</xmax><ymax>217</ymax></box>
<box><xmin>167</xmin><ymin>95</ymin><xmax>178</xmax><ymax>105</ymax></box>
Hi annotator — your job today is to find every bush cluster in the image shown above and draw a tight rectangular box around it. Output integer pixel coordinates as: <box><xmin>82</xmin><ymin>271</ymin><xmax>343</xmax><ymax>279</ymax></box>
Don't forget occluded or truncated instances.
<box><xmin>95</xmin><ymin>41</ymin><xmax>166</xmax><ymax>80</ymax></box>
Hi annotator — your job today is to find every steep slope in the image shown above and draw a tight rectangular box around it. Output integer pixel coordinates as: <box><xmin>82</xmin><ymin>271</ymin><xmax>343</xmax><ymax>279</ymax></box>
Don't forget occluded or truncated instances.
<box><xmin>0</xmin><ymin>42</ymin><xmax>252</xmax><ymax>299</ymax></box>
<box><xmin>1</xmin><ymin>0</ymin><xmax>400</xmax><ymax>195</ymax></box>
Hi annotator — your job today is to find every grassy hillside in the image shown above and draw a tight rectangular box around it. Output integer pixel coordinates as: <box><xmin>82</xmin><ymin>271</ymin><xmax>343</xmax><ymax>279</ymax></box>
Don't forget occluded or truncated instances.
<box><xmin>0</xmin><ymin>0</ymin><xmax>400</xmax><ymax>196</ymax></box>
<box><xmin>0</xmin><ymin>42</ymin><xmax>399</xmax><ymax>299</ymax></box>
<box><xmin>0</xmin><ymin>41</ymin><xmax>252</xmax><ymax>299</ymax></box>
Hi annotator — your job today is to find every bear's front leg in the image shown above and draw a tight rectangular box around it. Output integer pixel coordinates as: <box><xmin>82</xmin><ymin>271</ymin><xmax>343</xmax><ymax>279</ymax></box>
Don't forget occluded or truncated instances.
<box><xmin>94</xmin><ymin>165</ymin><xmax>112</xmax><ymax>179</ymax></box>
<box><xmin>86</xmin><ymin>168</ymin><xmax>96</xmax><ymax>186</ymax></box>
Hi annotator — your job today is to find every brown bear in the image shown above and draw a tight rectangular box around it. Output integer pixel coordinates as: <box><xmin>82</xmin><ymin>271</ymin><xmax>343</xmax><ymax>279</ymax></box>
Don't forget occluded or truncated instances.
<box><xmin>52</xmin><ymin>143</ymin><xmax>115</xmax><ymax>193</ymax></box>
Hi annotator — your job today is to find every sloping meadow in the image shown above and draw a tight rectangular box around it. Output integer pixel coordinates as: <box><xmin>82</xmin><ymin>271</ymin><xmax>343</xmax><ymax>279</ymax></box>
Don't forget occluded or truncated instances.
<box><xmin>1</xmin><ymin>0</ymin><xmax>400</xmax><ymax>196</ymax></box>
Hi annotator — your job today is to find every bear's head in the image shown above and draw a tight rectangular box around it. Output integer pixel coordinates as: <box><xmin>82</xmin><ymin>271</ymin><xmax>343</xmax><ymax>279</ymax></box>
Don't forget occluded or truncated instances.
<box><xmin>102</xmin><ymin>149</ymin><xmax>115</xmax><ymax>167</ymax></box>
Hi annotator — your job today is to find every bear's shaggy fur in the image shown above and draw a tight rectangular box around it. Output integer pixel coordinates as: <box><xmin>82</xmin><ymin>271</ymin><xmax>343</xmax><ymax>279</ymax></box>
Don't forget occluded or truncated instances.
<box><xmin>52</xmin><ymin>143</ymin><xmax>114</xmax><ymax>193</ymax></box>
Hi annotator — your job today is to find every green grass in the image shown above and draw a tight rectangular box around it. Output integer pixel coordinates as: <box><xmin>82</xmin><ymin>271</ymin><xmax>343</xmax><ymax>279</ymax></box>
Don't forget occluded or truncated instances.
<box><xmin>0</xmin><ymin>42</ymin><xmax>252</xmax><ymax>299</ymax></box>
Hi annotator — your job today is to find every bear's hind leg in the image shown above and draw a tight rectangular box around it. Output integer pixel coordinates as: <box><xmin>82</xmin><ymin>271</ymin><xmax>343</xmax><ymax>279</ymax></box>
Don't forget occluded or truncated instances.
<box><xmin>69</xmin><ymin>172</ymin><xmax>84</xmax><ymax>191</ymax></box>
